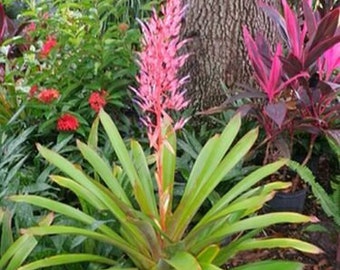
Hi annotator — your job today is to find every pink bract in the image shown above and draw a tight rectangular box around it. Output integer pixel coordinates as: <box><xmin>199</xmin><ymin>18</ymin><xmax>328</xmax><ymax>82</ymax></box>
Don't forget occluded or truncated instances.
<box><xmin>131</xmin><ymin>0</ymin><xmax>190</xmax><ymax>149</ymax></box>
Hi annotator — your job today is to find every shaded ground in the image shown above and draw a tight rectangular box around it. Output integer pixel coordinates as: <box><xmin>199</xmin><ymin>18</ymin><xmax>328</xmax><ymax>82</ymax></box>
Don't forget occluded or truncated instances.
<box><xmin>223</xmin><ymin>193</ymin><xmax>338</xmax><ymax>269</ymax></box>
<box><xmin>222</xmin><ymin>153</ymin><xmax>339</xmax><ymax>269</ymax></box>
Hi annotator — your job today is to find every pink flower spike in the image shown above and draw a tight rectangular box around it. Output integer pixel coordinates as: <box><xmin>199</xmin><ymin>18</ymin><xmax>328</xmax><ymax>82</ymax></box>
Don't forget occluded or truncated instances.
<box><xmin>134</xmin><ymin>0</ymin><xmax>190</xmax><ymax>150</ymax></box>
<box><xmin>173</xmin><ymin>117</ymin><xmax>190</xmax><ymax>131</ymax></box>
<box><xmin>132</xmin><ymin>0</ymin><xmax>190</xmax><ymax>229</ymax></box>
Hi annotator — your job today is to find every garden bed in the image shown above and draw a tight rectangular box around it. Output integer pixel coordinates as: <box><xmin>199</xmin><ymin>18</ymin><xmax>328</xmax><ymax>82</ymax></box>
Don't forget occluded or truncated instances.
<box><xmin>224</xmin><ymin>195</ymin><xmax>338</xmax><ymax>269</ymax></box>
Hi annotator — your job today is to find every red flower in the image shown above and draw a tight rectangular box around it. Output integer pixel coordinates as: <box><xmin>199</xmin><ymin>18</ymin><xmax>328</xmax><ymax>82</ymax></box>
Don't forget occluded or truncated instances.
<box><xmin>88</xmin><ymin>90</ymin><xmax>107</xmax><ymax>113</ymax></box>
<box><xmin>40</xmin><ymin>35</ymin><xmax>57</xmax><ymax>58</ymax></box>
<box><xmin>57</xmin><ymin>113</ymin><xmax>79</xmax><ymax>131</ymax></box>
<box><xmin>29</xmin><ymin>85</ymin><xmax>38</xmax><ymax>98</ymax></box>
<box><xmin>37</xmin><ymin>88</ymin><xmax>60</xmax><ymax>103</ymax></box>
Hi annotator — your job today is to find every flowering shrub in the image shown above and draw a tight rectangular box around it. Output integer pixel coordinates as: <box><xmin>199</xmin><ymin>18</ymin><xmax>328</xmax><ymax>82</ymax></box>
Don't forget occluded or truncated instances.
<box><xmin>0</xmin><ymin>0</ymin><xmax>148</xmax><ymax>142</ymax></box>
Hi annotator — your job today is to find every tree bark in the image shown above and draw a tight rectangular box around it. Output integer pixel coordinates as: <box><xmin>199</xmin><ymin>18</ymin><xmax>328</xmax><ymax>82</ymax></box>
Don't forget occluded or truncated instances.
<box><xmin>181</xmin><ymin>0</ymin><xmax>280</xmax><ymax>111</ymax></box>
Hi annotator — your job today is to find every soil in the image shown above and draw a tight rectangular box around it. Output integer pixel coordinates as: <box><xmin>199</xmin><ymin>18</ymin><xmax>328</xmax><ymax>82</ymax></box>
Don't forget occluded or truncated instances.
<box><xmin>222</xmin><ymin>195</ymin><xmax>338</xmax><ymax>269</ymax></box>
<box><xmin>222</xmin><ymin>154</ymin><xmax>340</xmax><ymax>269</ymax></box>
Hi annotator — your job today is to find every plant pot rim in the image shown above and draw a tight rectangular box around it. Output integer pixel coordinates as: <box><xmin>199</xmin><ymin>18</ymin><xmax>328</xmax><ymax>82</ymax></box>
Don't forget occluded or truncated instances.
<box><xmin>275</xmin><ymin>187</ymin><xmax>308</xmax><ymax>198</ymax></box>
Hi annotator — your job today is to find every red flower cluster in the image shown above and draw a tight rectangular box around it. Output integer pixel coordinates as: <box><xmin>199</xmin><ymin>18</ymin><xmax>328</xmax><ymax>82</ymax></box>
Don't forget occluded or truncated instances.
<box><xmin>40</xmin><ymin>35</ymin><xmax>57</xmax><ymax>57</ymax></box>
<box><xmin>57</xmin><ymin>113</ymin><xmax>79</xmax><ymax>132</ymax></box>
<box><xmin>37</xmin><ymin>88</ymin><xmax>60</xmax><ymax>103</ymax></box>
<box><xmin>88</xmin><ymin>90</ymin><xmax>107</xmax><ymax>113</ymax></box>
<box><xmin>28</xmin><ymin>85</ymin><xmax>38</xmax><ymax>98</ymax></box>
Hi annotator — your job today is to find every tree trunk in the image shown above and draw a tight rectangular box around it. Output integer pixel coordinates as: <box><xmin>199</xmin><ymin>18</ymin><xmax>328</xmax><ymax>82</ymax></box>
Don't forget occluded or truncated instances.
<box><xmin>182</xmin><ymin>0</ymin><xmax>280</xmax><ymax>111</ymax></box>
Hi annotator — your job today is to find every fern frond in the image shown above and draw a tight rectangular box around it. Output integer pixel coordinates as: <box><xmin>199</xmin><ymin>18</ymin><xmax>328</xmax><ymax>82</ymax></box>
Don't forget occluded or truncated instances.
<box><xmin>288</xmin><ymin>160</ymin><xmax>340</xmax><ymax>227</ymax></box>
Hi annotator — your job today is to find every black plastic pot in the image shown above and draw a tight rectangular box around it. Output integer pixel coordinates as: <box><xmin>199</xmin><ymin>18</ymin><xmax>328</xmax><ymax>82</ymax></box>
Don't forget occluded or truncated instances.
<box><xmin>265</xmin><ymin>188</ymin><xmax>307</xmax><ymax>213</ymax></box>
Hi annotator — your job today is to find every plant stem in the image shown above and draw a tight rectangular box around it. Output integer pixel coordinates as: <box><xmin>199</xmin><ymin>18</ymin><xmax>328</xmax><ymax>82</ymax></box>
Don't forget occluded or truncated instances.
<box><xmin>263</xmin><ymin>140</ymin><xmax>272</xmax><ymax>165</ymax></box>
<box><xmin>291</xmin><ymin>134</ymin><xmax>316</xmax><ymax>192</ymax></box>
<box><xmin>301</xmin><ymin>135</ymin><xmax>316</xmax><ymax>167</ymax></box>
<box><xmin>155</xmin><ymin>96</ymin><xmax>167</xmax><ymax>233</ymax></box>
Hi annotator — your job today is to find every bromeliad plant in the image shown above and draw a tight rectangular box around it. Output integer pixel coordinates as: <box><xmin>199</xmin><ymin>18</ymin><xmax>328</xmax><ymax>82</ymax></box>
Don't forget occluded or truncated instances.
<box><xmin>0</xmin><ymin>208</ymin><xmax>37</xmax><ymax>270</ymax></box>
<box><xmin>9</xmin><ymin>0</ymin><xmax>323</xmax><ymax>269</ymax></box>
<box><xmin>9</xmin><ymin>112</ymin><xmax>324</xmax><ymax>270</ymax></box>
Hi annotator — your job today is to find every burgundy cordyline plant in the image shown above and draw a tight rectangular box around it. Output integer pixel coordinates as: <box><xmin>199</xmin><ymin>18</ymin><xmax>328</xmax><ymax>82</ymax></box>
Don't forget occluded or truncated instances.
<box><xmin>132</xmin><ymin>0</ymin><xmax>189</xmax><ymax>231</ymax></box>
<box><xmin>242</xmin><ymin>27</ymin><xmax>308</xmax><ymax>104</ymax></box>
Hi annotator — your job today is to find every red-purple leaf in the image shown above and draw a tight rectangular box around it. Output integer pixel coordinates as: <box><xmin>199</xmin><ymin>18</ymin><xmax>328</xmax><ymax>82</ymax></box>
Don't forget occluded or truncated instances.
<box><xmin>264</xmin><ymin>102</ymin><xmax>287</xmax><ymax>128</ymax></box>
<box><xmin>282</xmin><ymin>0</ymin><xmax>302</xmax><ymax>58</ymax></box>
<box><xmin>302</xmin><ymin>0</ymin><xmax>317</xmax><ymax>38</ymax></box>
<box><xmin>305</xmin><ymin>35</ymin><xmax>340</xmax><ymax>68</ymax></box>
<box><xmin>255</xmin><ymin>34</ymin><xmax>273</xmax><ymax>68</ymax></box>
<box><xmin>243</xmin><ymin>27</ymin><xmax>268</xmax><ymax>85</ymax></box>
<box><xmin>323</xmin><ymin>104</ymin><xmax>340</xmax><ymax>120</ymax></box>
<box><xmin>258</xmin><ymin>0</ymin><xmax>289</xmax><ymax>43</ymax></box>
<box><xmin>297</xmin><ymin>87</ymin><xmax>311</xmax><ymax>106</ymax></box>
<box><xmin>0</xmin><ymin>4</ymin><xmax>7</xmax><ymax>43</ymax></box>
<box><xmin>267</xmin><ymin>44</ymin><xmax>283</xmax><ymax>101</ymax></box>
<box><xmin>236</xmin><ymin>104</ymin><xmax>253</xmax><ymax>117</ymax></box>
<box><xmin>296</xmin><ymin>123</ymin><xmax>322</xmax><ymax>135</ymax></box>
<box><xmin>318</xmin><ymin>81</ymin><xmax>334</xmax><ymax>96</ymax></box>
<box><xmin>281</xmin><ymin>54</ymin><xmax>303</xmax><ymax>77</ymax></box>
<box><xmin>307</xmin><ymin>7</ymin><xmax>340</xmax><ymax>51</ymax></box>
